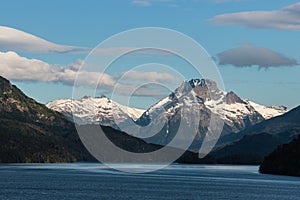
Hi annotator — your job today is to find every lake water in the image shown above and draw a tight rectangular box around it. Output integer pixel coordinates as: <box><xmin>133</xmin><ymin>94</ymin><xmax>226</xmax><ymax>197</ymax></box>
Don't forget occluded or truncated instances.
<box><xmin>0</xmin><ymin>163</ymin><xmax>300</xmax><ymax>199</ymax></box>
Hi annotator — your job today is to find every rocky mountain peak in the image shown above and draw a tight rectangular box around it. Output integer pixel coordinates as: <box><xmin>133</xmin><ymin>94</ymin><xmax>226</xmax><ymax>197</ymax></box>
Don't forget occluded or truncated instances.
<box><xmin>189</xmin><ymin>78</ymin><xmax>202</xmax><ymax>88</ymax></box>
<box><xmin>226</xmin><ymin>91</ymin><xmax>245</xmax><ymax>104</ymax></box>
<box><xmin>174</xmin><ymin>80</ymin><xmax>192</xmax><ymax>97</ymax></box>
<box><xmin>188</xmin><ymin>78</ymin><xmax>218</xmax><ymax>90</ymax></box>
<box><xmin>81</xmin><ymin>95</ymin><xmax>91</xmax><ymax>99</ymax></box>
<box><xmin>174</xmin><ymin>78</ymin><xmax>220</xmax><ymax>101</ymax></box>
<box><xmin>46</xmin><ymin>76</ymin><xmax>289</xmax><ymax>152</ymax></box>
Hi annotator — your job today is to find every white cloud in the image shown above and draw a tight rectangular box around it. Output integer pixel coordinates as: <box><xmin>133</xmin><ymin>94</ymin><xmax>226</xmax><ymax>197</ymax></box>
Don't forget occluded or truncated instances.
<box><xmin>0</xmin><ymin>26</ymin><xmax>140</xmax><ymax>55</ymax></box>
<box><xmin>69</xmin><ymin>59</ymin><xmax>84</xmax><ymax>71</ymax></box>
<box><xmin>209</xmin><ymin>2</ymin><xmax>300</xmax><ymax>30</ymax></box>
<box><xmin>131</xmin><ymin>0</ymin><xmax>172</xmax><ymax>7</ymax></box>
<box><xmin>217</xmin><ymin>44</ymin><xmax>298</xmax><ymax>68</ymax></box>
<box><xmin>113</xmin><ymin>83</ymin><xmax>168</xmax><ymax>97</ymax></box>
<box><xmin>120</xmin><ymin>70</ymin><xmax>180</xmax><ymax>83</ymax></box>
<box><xmin>58</xmin><ymin>69</ymin><xmax>115</xmax><ymax>89</ymax></box>
<box><xmin>0</xmin><ymin>51</ymin><xmax>114</xmax><ymax>88</ymax></box>
<box><xmin>0</xmin><ymin>51</ymin><xmax>179</xmax><ymax>97</ymax></box>
<box><xmin>0</xmin><ymin>26</ymin><xmax>87</xmax><ymax>53</ymax></box>
<box><xmin>92</xmin><ymin>47</ymin><xmax>140</xmax><ymax>55</ymax></box>
<box><xmin>113</xmin><ymin>70</ymin><xmax>180</xmax><ymax>97</ymax></box>
<box><xmin>213</xmin><ymin>0</ymin><xmax>246</xmax><ymax>3</ymax></box>
<box><xmin>0</xmin><ymin>51</ymin><xmax>56</xmax><ymax>82</ymax></box>
<box><xmin>131</xmin><ymin>0</ymin><xmax>151</xmax><ymax>6</ymax></box>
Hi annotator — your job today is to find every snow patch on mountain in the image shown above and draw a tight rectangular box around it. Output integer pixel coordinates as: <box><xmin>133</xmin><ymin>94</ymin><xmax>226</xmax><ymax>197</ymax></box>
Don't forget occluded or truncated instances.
<box><xmin>139</xmin><ymin>79</ymin><xmax>288</xmax><ymax>134</ymax></box>
<box><xmin>246</xmin><ymin>100</ymin><xmax>287</xmax><ymax>119</ymax></box>
<box><xmin>47</xmin><ymin>79</ymin><xmax>288</xmax><ymax>142</ymax></box>
<box><xmin>46</xmin><ymin>96</ymin><xmax>145</xmax><ymax>127</ymax></box>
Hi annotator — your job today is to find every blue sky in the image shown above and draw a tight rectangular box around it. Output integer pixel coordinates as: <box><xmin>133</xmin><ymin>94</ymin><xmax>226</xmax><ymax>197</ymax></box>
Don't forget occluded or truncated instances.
<box><xmin>0</xmin><ymin>0</ymin><xmax>299</xmax><ymax>109</ymax></box>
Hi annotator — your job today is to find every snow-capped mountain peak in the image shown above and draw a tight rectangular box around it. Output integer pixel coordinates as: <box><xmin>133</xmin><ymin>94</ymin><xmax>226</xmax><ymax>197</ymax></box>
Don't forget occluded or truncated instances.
<box><xmin>137</xmin><ymin>79</ymin><xmax>287</xmax><ymax>138</ymax></box>
<box><xmin>46</xmin><ymin>96</ymin><xmax>145</xmax><ymax>129</ymax></box>
<box><xmin>189</xmin><ymin>78</ymin><xmax>202</xmax><ymax>88</ymax></box>
<box><xmin>47</xmin><ymin>79</ymin><xmax>288</xmax><ymax>151</ymax></box>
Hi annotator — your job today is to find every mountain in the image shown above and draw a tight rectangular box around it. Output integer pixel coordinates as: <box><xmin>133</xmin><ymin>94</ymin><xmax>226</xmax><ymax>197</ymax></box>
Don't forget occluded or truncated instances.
<box><xmin>219</xmin><ymin>105</ymin><xmax>300</xmax><ymax>145</ymax></box>
<box><xmin>46</xmin><ymin>78</ymin><xmax>286</xmax><ymax>152</ymax></box>
<box><xmin>211</xmin><ymin>132</ymin><xmax>295</xmax><ymax>164</ymax></box>
<box><xmin>46</xmin><ymin>96</ymin><xmax>145</xmax><ymax>130</ymax></box>
<box><xmin>0</xmin><ymin>76</ymin><xmax>95</xmax><ymax>162</ymax></box>
<box><xmin>135</xmin><ymin>79</ymin><xmax>286</xmax><ymax>151</ymax></box>
<box><xmin>0</xmin><ymin>76</ymin><xmax>212</xmax><ymax>164</ymax></box>
<box><xmin>211</xmin><ymin>106</ymin><xmax>300</xmax><ymax>164</ymax></box>
<box><xmin>233</xmin><ymin>105</ymin><xmax>300</xmax><ymax>137</ymax></box>
<box><xmin>76</xmin><ymin>124</ymin><xmax>215</xmax><ymax>164</ymax></box>
<box><xmin>260</xmin><ymin>132</ymin><xmax>300</xmax><ymax>176</ymax></box>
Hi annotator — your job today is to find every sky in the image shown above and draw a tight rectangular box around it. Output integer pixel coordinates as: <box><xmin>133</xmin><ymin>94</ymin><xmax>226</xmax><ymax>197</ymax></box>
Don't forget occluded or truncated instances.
<box><xmin>0</xmin><ymin>0</ymin><xmax>299</xmax><ymax>109</ymax></box>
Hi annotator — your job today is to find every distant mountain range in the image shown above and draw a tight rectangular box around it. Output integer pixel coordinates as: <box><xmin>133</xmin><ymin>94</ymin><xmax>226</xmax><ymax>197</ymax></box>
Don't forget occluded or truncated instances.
<box><xmin>48</xmin><ymin>79</ymin><xmax>287</xmax><ymax>151</ymax></box>
<box><xmin>1</xmin><ymin>75</ymin><xmax>300</xmax><ymax>175</ymax></box>
<box><xmin>136</xmin><ymin>79</ymin><xmax>287</xmax><ymax>150</ymax></box>
<box><xmin>47</xmin><ymin>96</ymin><xmax>145</xmax><ymax>130</ymax></box>
<box><xmin>0</xmin><ymin>76</ymin><xmax>211</xmax><ymax>164</ymax></box>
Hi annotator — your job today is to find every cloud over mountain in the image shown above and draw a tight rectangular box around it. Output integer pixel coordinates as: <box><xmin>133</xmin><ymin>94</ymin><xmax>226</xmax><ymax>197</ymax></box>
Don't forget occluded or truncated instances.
<box><xmin>0</xmin><ymin>51</ymin><xmax>115</xmax><ymax>87</ymax></box>
<box><xmin>0</xmin><ymin>51</ymin><xmax>177</xmax><ymax>97</ymax></box>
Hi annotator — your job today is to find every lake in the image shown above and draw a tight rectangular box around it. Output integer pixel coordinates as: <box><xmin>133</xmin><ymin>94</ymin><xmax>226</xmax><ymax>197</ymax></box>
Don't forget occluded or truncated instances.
<box><xmin>0</xmin><ymin>163</ymin><xmax>300</xmax><ymax>199</ymax></box>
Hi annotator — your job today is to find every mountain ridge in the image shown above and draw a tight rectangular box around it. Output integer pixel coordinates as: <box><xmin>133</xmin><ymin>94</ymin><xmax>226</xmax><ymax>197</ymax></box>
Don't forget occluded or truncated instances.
<box><xmin>47</xmin><ymin>78</ymin><xmax>287</xmax><ymax>152</ymax></box>
<box><xmin>134</xmin><ymin>78</ymin><xmax>287</xmax><ymax>150</ymax></box>
<box><xmin>0</xmin><ymin>76</ymin><xmax>94</xmax><ymax>162</ymax></box>
<box><xmin>0</xmin><ymin>75</ymin><xmax>213</xmax><ymax>164</ymax></box>
<box><xmin>211</xmin><ymin>105</ymin><xmax>300</xmax><ymax>164</ymax></box>
<box><xmin>47</xmin><ymin>96</ymin><xmax>145</xmax><ymax>130</ymax></box>
<box><xmin>260</xmin><ymin>132</ymin><xmax>300</xmax><ymax>176</ymax></box>
<box><xmin>47</xmin><ymin>79</ymin><xmax>287</xmax><ymax>152</ymax></box>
